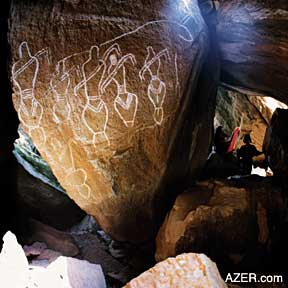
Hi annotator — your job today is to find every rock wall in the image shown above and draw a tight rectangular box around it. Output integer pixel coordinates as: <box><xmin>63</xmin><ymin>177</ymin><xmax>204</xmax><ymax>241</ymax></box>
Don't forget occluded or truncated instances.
<box><xmin>155</xmin><ymin>177</ymin><xmax>285</xmax><ymax>271</ymax></box>
<box><xmin>217</xmin><ymin>0</ymin><xmax>288</xmax><ymax>104</ymax></box>
<box><xmin>263</xmin><ymin>108</ymin><xmax>288</xmax><ymax>187</ymax></box>
<box><xmin>215</xmin><ymin>87</ymin><xmax>267</xmax><ymax>151</ymax></box>
<box><xmin>9</xmin><ymin>0</ymin><xmax>217</xmax><ymax>242</ymax></box>
<box><xmin>215</xmin><ymin>87</ymin><xmax>287</xmax><ymax>151</ymax></box>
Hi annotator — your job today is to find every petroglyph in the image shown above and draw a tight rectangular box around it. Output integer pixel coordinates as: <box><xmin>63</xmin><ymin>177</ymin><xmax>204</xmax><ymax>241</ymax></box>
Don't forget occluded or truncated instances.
<box><xmin>12</xmin><ymin>42</ymin><xmax>46</xmax><ymax>145</ymax></box>
<box><xmin>101</xmin><ymin>47</ymin><xmax>138</xmax><ymax>128</ymax></box>
<box><xmin>50</xmin><ymin>61</ymin><xmax>72</xmax><ymax>124</ymax></box>
<box><xmin>139</xmin><ymin>47</ymin><xmax>170</xmax><ymax>125</ymax></box>
<box><xmin>12</xmin><ymin>17</ymin><xmax>195</xmax><ymax>202</ymax></box>
<box><xmin>74</xmin><ymin>46</ymin><xmax>110</xmax><ymax>146</ymax></box>
<box><xmin>13</xmin><ymin>17</ymin><xmax>193</xmax><ymax>138</ymax></box>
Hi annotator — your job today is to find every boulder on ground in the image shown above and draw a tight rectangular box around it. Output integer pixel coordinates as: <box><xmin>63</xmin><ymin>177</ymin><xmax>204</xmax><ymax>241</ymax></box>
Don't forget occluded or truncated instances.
<box><xmin>156</xmin><ymin>180</ymin><xmax>254</xmax><ymax>262</ymax></box>
<box><xmin>156</xmin><ymin>177</ymin><xmax>284</xmax><ymax>271</ymax></box>
<box><xmin>124</xmin><ymin>252</ymin><xmax>227</xmax><ymax>288</ymax></box>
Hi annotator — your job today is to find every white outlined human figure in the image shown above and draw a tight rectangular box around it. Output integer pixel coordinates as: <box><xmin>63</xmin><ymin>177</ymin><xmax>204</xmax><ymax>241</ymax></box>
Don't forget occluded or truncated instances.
<box><xmin>12</xmin><ymin>42</ymin><xmax>44</xmax><ymax>136</ymax></box>
<box><xmin>139</xmin><ymin>47</ymin><xmax>170</xmax><ymax>125</ymax></box>
<box><xmin>43</xmin><ymin>134</ymin><xmax>91</xmax><ymax>200</ymax></box>
<box><xmin>74</xmin><ymin>46</ymin><xmax>109</xmax><ymax>147</ymax></box>
<box><xmin>63</xmin><ymin>139</ymin><xmax>91</xmax><ymax>199</ymax></box>
<box><xmin>50</xmin><ymin>60</ymin><xmax>71</xmax><ymax>124</ymax></box>
<box><xmin>101</xmin><ymin>49</ymin><xmax>138</xmax><ymax>128</ymax></box>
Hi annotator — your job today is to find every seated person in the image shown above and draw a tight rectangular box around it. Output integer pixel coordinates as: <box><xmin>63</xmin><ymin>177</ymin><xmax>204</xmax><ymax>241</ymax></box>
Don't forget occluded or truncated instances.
<box><xmin>237</xmin><ymin>134</ymin><xmax>263</xmax><ymax>175</ymax></box>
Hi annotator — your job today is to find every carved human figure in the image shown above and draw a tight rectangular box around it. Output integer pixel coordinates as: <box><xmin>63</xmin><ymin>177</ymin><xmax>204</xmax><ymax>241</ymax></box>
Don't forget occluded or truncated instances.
<box><xmin>63</xmin><ymin>139</ymin><xmax>91</xmax><ymax>199</ymax></box>
<box><xmin>12</xmin><ymin>42</ymin><xmax>44</xmax><ymax>130</ymax></box>
<box><xmin>50</xmin><ymin>61</ymin><xmax>71</xmax><ymax>124</ymax></box>
<box><xmin>75</xmin><ymin>46</ymin><xmax>109</xmax><ymax>146</ymax></box>
<box><xmin>65</xmin><ymin>167</ymin><xmax>91</xmax><ymax>199</ymax></box>
<box><xmin>139</xmin><ymin>46</ymin><xmax>170</xmax><ymax>125</ymax></box>
<box><xmin>101</xmin><ymin>49</ymin><xmax>138</xmax><ymax>128</ymax></box>
<box><xmin>44</xmin><ymin>135</ymin><xmax>91</xmax><ymax>200</ymax></box>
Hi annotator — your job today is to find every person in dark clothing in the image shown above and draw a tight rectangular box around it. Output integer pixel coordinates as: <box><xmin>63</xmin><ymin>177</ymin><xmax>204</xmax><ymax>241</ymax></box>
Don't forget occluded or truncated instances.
<box><xmin>214</xmin><ymin>126</ymin><xmax>231</xmax><ymax>155</ymax></box>
<box><xmin>237</xmin><ymin>134</ymin><xmax>263</xmax><ymax>175</ymax></box>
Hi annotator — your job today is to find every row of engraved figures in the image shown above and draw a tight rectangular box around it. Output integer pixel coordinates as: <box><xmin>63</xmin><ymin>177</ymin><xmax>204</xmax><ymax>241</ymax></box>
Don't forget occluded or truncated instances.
<box><xmin>12</xmin><ymin>42</ymin><xmax>170</xmax><ymax>146</ymax></box>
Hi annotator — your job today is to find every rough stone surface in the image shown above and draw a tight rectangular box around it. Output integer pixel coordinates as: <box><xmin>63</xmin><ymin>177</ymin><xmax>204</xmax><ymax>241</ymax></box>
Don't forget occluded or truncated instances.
<box><xmin>263</xmin><ymin>108</ymin><xmax>288</xmax><ymax>186</ymax></box>
<box><xmin>215</xmin><ymin>87</ymin><xmax>287</xmax><ymax>152</ymax></box>
<box><xmin>25</xmin><ymin>219</ymin><xmax>79</xmax><ymax>257</ymax></box>
<box><xmin>247</xmin><ymin>96</ymin><xmax>287</xmax><ymax>125</ymax></box>
<box><xmin>70</xmin><ymin>216</ymin><xmax>156</xmax><ymax>286</ymax></box>
<box><xmin>217</xmin><ymin>0</ymin><xmax>288</xmax><ymax>103</ymax></box>
<box><xmin>156</xmin><ymin>180</ymin><xmax>254</xmax><ymax>262</ymax></box>
<box><xmin>17</xmin><ymin>164</ymin><xmax>85</xmax><ymax>229</ymax></box>
<box><xmin>9</xmin><ymin>0</ymin><xmax>216</xmax><ymax>242</ymax></box>
<box><xmin>205</xmin><ymin>87</ymin><xmax>288</xmax><ymax>179</ymax></box>
<box><xmin>155</xmin><ymin>177</ymin><xmax>284</xmax><ymax>271</ymax></box>
<box><xmin>215</xmin><ymin>88</ymin><xmax>266</xmax><ymax>151</ymax></box>
<box><xmin>123</xmin><ymin>253</ymin><xmax>227</xmax><ymax>288</ymax></box>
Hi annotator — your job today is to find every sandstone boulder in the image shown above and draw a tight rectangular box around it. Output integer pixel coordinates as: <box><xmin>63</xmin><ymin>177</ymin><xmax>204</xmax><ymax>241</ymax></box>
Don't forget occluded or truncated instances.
<box><xmin>124</xmin><ymin>253</ymin><xmax>227</xmax><ymax>288</ymax></box>
<box><xmin>156</xmin><ymin>180</ymin><xmax>254</xmax><ymax>262</ymax></box>
<box><xmin>9</xmin><ymin>0</ymin><xmax>216</xmax><ymax>242</ymax></box>
<box><xmin>217</xmin><ymin>0</ymin><xmax>288</xmax><ymax>103</ymax></box>
<box><xmin>155</xmin><ymin>178</ymin><xmax>284</xmax><ymax>270</ymax></box>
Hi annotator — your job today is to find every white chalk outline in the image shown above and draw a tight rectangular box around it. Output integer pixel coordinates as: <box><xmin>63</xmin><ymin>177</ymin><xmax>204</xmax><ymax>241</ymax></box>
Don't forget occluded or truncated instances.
<box><xmin>12</xmin><ymin>16</ymin><xmax>197</xmax><ymax>200</ymax></box>
<box><xmin>12</xmin><ymin>42</ymin><xmax>43</xmax><ymax>128</ymax></box>
<box><xmin>101</xmin><ymin>50</ymin><xmax>138</xmax><ymax>127</ymax></box>
<box><xmin>50</xmin><ymin>60</ymin><xmax>72</xmax><ymax>124</ymax></box>
<box><xmin>139</xmin><ymin>46</ymin><xmax>170</xmax><ymax>125</ymax></box>
<box><xmin>12</xmin><ymin>42</ymin><xmax>47</xmax><ymax>146</ymax></box>
<box><xmin>74</xmin><ymin>46</ymin><xmax>110</xmax><ymax>146</ymax></box>
<box><xmin>174</xmin><ymin>53</ymin><xmax>181</xmax><ymax>98</ymax></box>
<box><xmin>100</xmin><ymin>19</ymin><xmax>194</xmax><ymax>47</ymax></box>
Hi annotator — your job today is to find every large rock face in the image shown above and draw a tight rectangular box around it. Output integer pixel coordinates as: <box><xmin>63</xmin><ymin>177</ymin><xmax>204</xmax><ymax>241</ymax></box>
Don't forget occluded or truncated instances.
<box><xmin>9</xmin><ymin>0</ymin><xmax>215</xmax><ymax>242</ymax></box>
<box><xmin>263</xmin><ymin>108</ymin><xmax>288</xmax><ymax>186</ymax></box>
<box><xmin>217</xmin><ymin>0</ymin><xmax>288</xmax><ymax>103</ymax></box>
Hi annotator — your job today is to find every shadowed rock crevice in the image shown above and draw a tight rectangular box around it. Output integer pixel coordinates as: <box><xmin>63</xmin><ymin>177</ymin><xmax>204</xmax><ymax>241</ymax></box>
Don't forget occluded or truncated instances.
<box><xmin>217</xmin><ymin>0</ymin><xmax>288</xmax><ymax>104</ymax></box>
<box><xmin>0</xmin><ymin>0</ymin><xmax>20</xmax><ymax>245</ymax></box>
